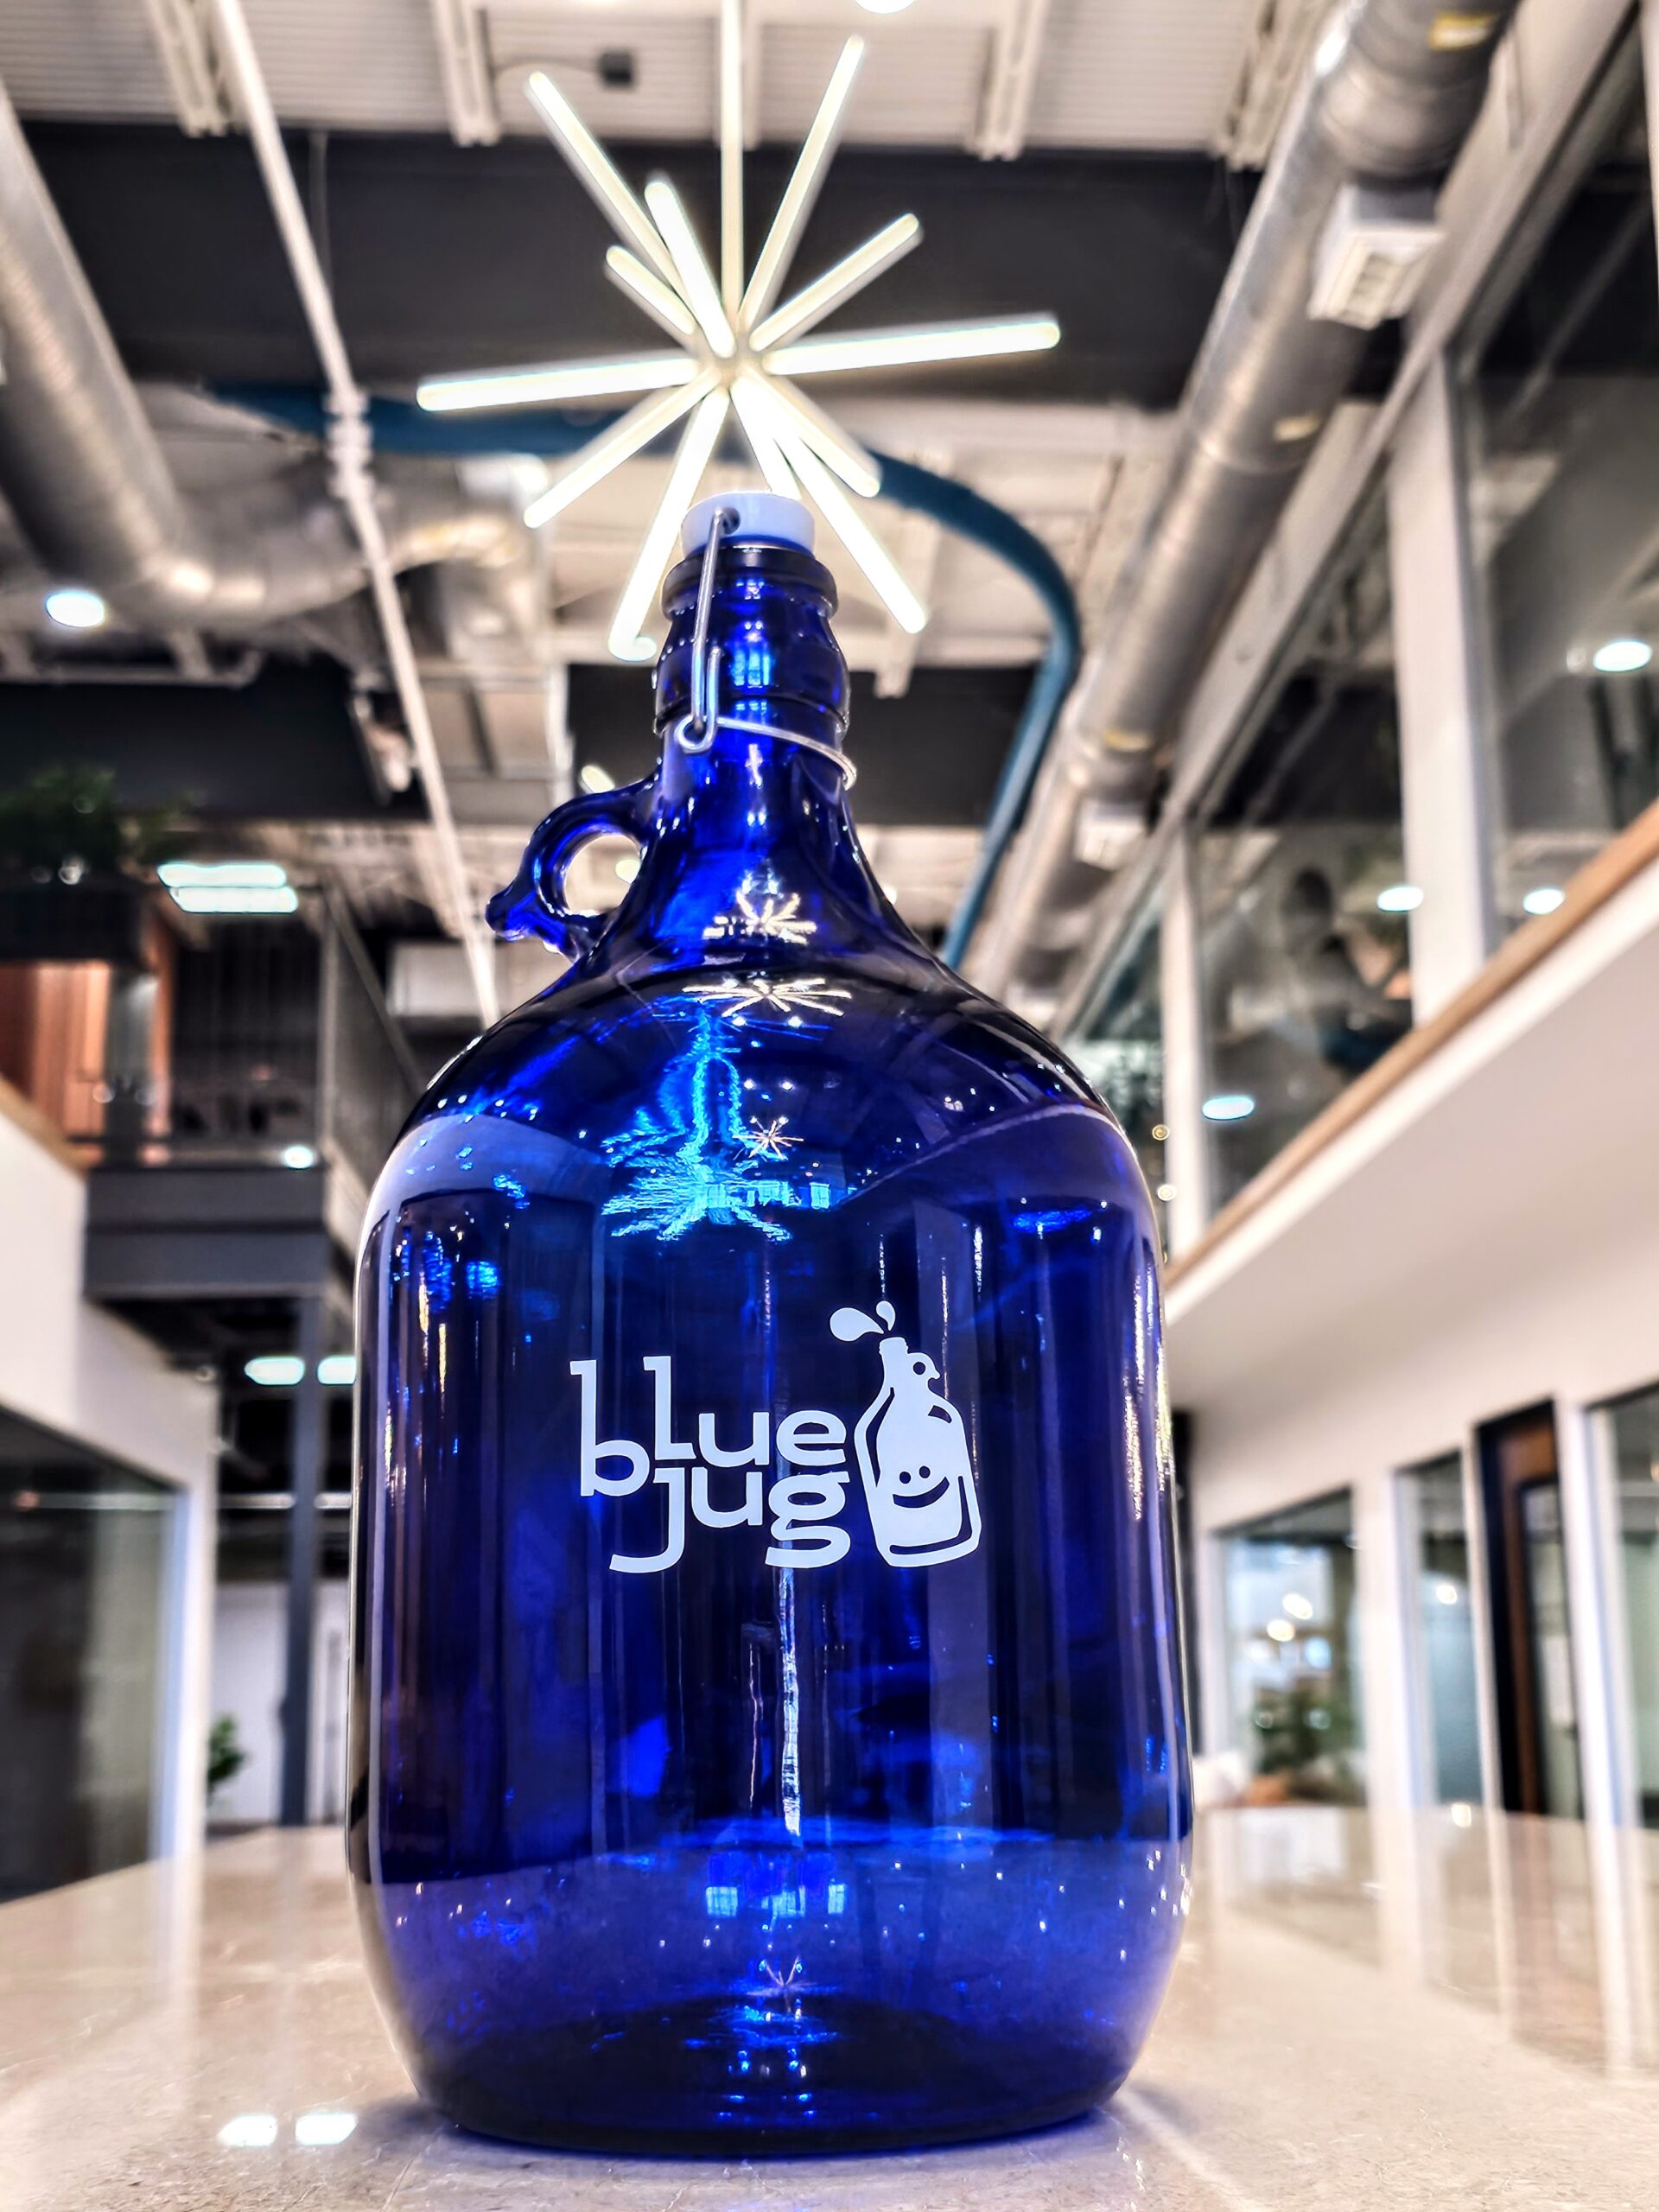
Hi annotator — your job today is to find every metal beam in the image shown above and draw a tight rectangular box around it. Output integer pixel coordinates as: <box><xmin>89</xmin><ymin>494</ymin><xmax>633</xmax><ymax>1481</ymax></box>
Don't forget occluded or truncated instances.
<box><xmin>977</xmin><ymin>0</ymin><xmax>1052</xmax><ymax>162</ymax></box>
<box><xmin>208</xmin><ymin>0</ymin><xmax>500</xmax><ymax>1024</ymax></box>
<box><xmin>140</xmin><ymin>0</ymin><xmax>233</xmax><ymax>137</ymax></box>
<box><xmin>429</xmin><ymin>0</ymin><xmax>499</xmax><ymax>145</ymax></box>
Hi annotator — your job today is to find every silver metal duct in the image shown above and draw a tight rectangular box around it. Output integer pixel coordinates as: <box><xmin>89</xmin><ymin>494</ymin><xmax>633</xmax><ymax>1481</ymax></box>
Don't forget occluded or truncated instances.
<box><xmin>969</xmin><ymin>0</ymin><xmax>1521</xmax><ymax>1000</ymax></box>
<box><xmin>0</xmin><ymin>73</ymin><xmax>517</xmax><ymax>632</ymax></box>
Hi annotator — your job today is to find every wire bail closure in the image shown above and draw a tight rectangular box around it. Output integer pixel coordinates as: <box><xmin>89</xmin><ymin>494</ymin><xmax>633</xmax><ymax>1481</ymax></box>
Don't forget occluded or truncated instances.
<box><xmin>670</xmin><ymin>505</ymin><xmax>858</xmax><ymax>786</ymax></box>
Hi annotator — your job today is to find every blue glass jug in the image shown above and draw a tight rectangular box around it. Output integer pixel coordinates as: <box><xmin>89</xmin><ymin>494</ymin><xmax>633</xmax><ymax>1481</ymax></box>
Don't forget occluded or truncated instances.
<box><xmin>349</xmin><ymin>493</ymin><xmax>1190</xmax><ymax>2152</ymax></box>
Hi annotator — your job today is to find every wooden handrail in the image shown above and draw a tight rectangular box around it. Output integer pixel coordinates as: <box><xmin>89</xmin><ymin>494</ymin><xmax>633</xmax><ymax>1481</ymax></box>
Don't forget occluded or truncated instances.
<box><xmin>1165</xmin><ymin>793</ymin><xmax>1659</xmax><ymax>1290</ymax></box>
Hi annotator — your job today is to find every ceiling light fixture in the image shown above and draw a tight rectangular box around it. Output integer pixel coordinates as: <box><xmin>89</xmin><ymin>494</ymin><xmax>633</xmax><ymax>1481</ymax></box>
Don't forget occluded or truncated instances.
<box><xmin>44</xmin><ymin>586</ymin><xmax>108</xmax><ymax>630</ymax></box>
<box><xmin>245</xmin><ymin>1355</ymin><xmax>304</xmax><ymax>1388</ymax></box>
<box><xmin>159</xmin><ymin>859</ymin><xmax>298</xmax><ymax>916</ymax></box>
<box><xmin>1522</xmin><ymin>885</ymin><xmax>1565</xmax><ymax>916</ymax></box>
<box><xmin>1592</xmin><ymin>637</ymin><xmax>1652</xmax><ymax>674</ymax></box>
<box><xmin>1375</xmin><ymin>883</ymin><xmax>1423</xmax><ymax>912</ymax></box>
<box><xmin>1201</xmin><ymin>1093</ymin><xmax>1255</xmax><ymax>1122</ymax></box>
<box><xmin>856</xmin><ymin>0</ymin><xmax>917</xmax><ymax>14</ymax></box>
<box><xmin>416</xmin><ymin>4</ymin><xmax>1058</xmax><ymax>658</ymax></box>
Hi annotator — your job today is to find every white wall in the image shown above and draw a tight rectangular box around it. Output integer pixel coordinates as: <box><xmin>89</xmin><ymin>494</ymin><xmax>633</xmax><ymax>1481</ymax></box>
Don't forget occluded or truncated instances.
<box><xmin>0</xmin><ymin>1097</ymin><xmax>218</xmax><ymax>1859</ymax></box>
<box><xmin>209</xmin><ymin>1580</ymin><xmax>348</xmax><ymax>1827</ymax></box>
<box><xmin>1170</xmin><ymin>853</ymin><xmax>1659</xmax><ymax>1821</ymax></box>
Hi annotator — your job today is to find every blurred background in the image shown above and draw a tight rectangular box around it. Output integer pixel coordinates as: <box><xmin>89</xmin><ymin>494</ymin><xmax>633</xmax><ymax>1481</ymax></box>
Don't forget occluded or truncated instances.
<box><xmin>0</xmin><ymin>0</ymin><xmax>1655</xmax><ymax>1919</ymax></box>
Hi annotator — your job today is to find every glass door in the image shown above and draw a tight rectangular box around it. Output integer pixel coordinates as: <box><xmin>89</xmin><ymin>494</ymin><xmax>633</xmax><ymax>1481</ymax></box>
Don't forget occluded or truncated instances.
<box><xmin>1478</xmin><ymin>1406</ymin><xmax>1582</xmax><ymax>1818</ymax></box>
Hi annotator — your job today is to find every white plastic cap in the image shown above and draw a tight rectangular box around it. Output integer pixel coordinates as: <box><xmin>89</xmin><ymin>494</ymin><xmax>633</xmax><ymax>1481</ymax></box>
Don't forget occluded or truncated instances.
<box><xmin>682</xmin><ymin>491</ymin><xmax>815</xmax><ymax>557</ymax></box>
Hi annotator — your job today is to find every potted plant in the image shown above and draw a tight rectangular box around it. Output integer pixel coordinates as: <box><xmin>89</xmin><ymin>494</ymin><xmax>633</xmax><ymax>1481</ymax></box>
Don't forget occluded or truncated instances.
<box><xmin>0</xmin><ymin>766</ymin><xmax>173</xmax><ymax>966</ymax></box>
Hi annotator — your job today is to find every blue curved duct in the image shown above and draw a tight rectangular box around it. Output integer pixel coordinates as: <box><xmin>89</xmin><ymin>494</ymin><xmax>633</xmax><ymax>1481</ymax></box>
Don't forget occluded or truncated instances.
<box><xmin>222</xmin><ymin>387</ymin><xmax>1080</xmax><ymax>967</ymax></box>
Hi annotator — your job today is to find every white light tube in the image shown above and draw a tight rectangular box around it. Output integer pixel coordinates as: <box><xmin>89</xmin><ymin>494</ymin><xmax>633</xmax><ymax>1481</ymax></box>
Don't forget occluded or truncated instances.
<box><xmin>748</xmin><ymin>214</ymin><xmax>922</xmax><ymax>353</ymax></box>
<box><xmin>733</xmin><ymin>372</ymin><xmax>802</xmax><ymax>498</ymax></box>
<box><xmin>718</xmin><ymin>0</ymin><xmax>745</xmax><ymax>315</ymax></box>
<box><xmin>740</xmin><ymin>37</ymin><xmax>866</xmax><ymax>331</ymax></box>
<box><xmin>767</xmin><ymin>315</ymin><xmax>1061</xmax><ymax>378</ymax></box>
<box><xmin>643</xmin><ymin>178</ymin><xmax>735</xmax><ymax>357</ymax></box>
<box><xmin>417</xmin><ymin>353</ymin><xmax>696</xmax><ymax>413</ymax></box>
<box><xmin>523</xmin><ymin>371</ymin><xmax>718</xmax><ymax>528</ymax></box>
<box><xmin>524</xmin><ymin>71</ymin><xmax>682</xmax><ymax>292</ymax></box>
<box><xmin>608</xmin><ymin>389</ymin><xmax>732</xmax><ymax>660</ymax></box>
<box><xmin>749</xmin><ymin>394</ymin><xmax>925</xmax><ymax>633</ymax></box>
<box><xmin>759</xmin><ymin>373</ymin><xmax>881</xmax><ymax>498</ymax></box>
<box><xmin>604</xmin><ymin>246</ymin><xmax>698</xmax><ymax>342</ymax></box>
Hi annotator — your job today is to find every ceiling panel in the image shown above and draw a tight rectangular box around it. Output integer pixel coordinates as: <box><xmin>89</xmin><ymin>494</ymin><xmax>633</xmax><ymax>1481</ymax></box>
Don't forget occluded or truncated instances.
<box><xmin>758</xmin><ymin>23</ymin><xmax>990</xmax><ymax>150</ymax></box>
<box><xmin>488</xmin><ymin>10</ymin><xmax>718</xmax><ymax>140</ymax></box>
<box><xmin>238</xmin><ymin>0</ymin><xmax>449</xmax><ymax>131</ymax></box>
<box><xmin>0</xmin><ymin>0</ymin><xmax>1266</xmax><ymax>153</ymax></box>
<box><xmin>0</xmin><ymin>0</ymin><xmax>175</xmax><ymax>120</ymax></box>
<box><xmin>1028</xmin><ymin>0</ymin><xmax>1265</xmax><ymax>151</ymax></box>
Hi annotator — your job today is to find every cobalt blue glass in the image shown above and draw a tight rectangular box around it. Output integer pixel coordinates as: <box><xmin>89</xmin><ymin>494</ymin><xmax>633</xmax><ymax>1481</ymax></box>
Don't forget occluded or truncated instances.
<box><xmin>349</xmin><ymin>493</ymin><xmax>1190</xmax><ymax>2153</ymax></box>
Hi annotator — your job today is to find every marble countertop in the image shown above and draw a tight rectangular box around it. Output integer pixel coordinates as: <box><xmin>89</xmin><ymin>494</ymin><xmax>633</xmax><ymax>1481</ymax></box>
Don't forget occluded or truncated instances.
<box><xmin>4</xmin><ymin>1807</ymin><xmax>1658</xmax><ymax>2209</ymax></box>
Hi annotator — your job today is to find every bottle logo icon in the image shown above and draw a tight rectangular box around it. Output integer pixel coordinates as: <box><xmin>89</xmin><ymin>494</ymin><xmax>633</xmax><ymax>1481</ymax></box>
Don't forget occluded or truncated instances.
<box><xmin>830</xmin><ymin>1300</ymin><xmax>982</xmax><ymax>1567</ymax></box>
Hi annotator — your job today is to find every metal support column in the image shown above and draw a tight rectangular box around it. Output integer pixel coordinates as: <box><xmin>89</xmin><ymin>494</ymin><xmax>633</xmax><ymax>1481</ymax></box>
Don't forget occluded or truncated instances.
<box><xmin>1386</xmin><ymin>352</ymin><xmax>1494</xmax><ymax>1020</ymax></box>
<box><xmin>1158</xmin><ymin>829</ymin><xmax>1211</xmax><ymax>1255</ymax></box>
<box><xmin>279</xmin><ymin>1298</ymin><xmax>327</xmax><ymax>1825</ymax></box>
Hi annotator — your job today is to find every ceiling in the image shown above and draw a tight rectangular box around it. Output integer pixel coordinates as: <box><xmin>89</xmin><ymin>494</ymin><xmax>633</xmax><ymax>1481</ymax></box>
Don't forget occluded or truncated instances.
<box><xmin>1</xmin><ymin>1</ymin><xmax>1268</xmax><ymax>154</ymax></box>
<box><xmin>0</xmin><ymin>0</ymin><xmax>1282</xmax><ymax>962</ymax></box>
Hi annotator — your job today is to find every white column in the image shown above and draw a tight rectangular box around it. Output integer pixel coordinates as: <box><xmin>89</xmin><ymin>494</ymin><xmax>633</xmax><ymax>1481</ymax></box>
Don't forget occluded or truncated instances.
<box><xmin>1159</xmin><ymin>830</ymin><xmax>1211</xmax><ymax>1255</ymax></box>
<box><xmin>1355</xmin><ymin>1466</ymin><xmax>1424</xmax><ymax>1812</ymax></box>
<box><xmin>1387</xmin><ymin>353</ymin><xmax>1494</xmax><ymax>1020</ymax></box>
<box><xmin>155</xmin><ymin>1463</ymin><xmax>215</xmax><ymax>1859</ymax></box>
<box><xmin>1556</xmin><ymin>1400</ymin><xmax>1631</xmax><ymax>1829</ymax></box>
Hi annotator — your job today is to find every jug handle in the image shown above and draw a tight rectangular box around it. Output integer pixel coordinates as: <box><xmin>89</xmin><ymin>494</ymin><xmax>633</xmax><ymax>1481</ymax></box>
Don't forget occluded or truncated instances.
<box><xmin>486</xmin><ymin>779</ymin><xmax>655</xmax><ymax>960</ymax></box>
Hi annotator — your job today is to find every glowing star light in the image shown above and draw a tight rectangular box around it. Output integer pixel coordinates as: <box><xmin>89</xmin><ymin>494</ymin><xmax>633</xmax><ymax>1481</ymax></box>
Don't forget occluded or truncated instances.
<box><xmin>705</xmin><ymin>882</ymin><xmax>817</xmax><ymax>945</ymax></box>
<box><xmin>744</xmin><ymin>1116</ymin><xmax>802</xmax><ymax>1160</ymax></box>
<box><xmin>686</xmin><ymin>974</ymin><xmax>852</xmax><ymax>1024</ymax></box>
<box><xmin>415</xmin><ymin>0</ymin><xmax>1058</xmax><ymax>661</ymax></box>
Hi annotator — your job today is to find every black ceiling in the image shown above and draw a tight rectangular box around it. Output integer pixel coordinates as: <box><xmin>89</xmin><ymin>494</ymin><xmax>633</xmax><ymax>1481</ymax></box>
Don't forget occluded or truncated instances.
<box><xmin>27</xmin><ymin>123</ymin><xmax>1248</xmax><ymax>406</ymax></box>
<box><xmin>0</xmin><ymin>658</ymin><xmax>1027</xmax><ymax>830</ymax></box>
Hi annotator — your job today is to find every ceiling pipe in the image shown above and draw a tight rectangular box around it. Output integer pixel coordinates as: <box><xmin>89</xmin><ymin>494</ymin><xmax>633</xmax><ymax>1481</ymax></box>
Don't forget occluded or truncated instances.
<box><xmin>0</xmin><ymin>71</ymin><xmax>518</xmax><ymax>633</ymax></box>
<box><xmin>962</xmin><ymin>0</ymin><xmax>1522</xmax><ymax>1003</ymax></box>
<box><xmin>206</xmin><ymin>0</ymin><xmax>499</xmax><ymax>1024</ymax></box>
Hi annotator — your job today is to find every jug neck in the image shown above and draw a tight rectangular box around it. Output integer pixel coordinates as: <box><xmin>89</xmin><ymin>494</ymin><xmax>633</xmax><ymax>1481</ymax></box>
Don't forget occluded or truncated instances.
<box><xmin>609</xmin><ymin>540</ymin><xmax>903</xmax><ymax>963</ymax></box>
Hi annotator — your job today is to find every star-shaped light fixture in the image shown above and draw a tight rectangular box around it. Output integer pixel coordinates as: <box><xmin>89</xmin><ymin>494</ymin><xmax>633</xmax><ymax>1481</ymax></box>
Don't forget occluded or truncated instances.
<box><xmin>416</xmin><ymin>0</ymin><xmax>1059</xmax><ymax>661</ymax></box>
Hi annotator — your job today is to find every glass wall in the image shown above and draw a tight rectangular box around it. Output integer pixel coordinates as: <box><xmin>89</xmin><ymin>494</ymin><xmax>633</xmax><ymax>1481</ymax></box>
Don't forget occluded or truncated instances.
<box><xmin>1460</xmin><ymin>39</ymin><xmax>1659</xmax><ymax>934</ymax></box>
<box><xmin>1599</xmin><ymin>1383</ymin><xmax>1659</xmax><ymax>1828</ymax></box>
<box><xmin>1222</xmin><ymin>1491</ymin><xmax>1365</xmax><ymax>1805</ymax></box>
<box><xmin>1194</xmin><ymin>500</ymin><xmax>1413</xmax><ymax>1210</ymax></box>
<box><xmin>1067</xmin><ymin>903</ymin><xmax>1168</xmax><ymax>1243</ymax></box>
<box><xmin>0</xmin><ymin>1414</ymin><xmax>175</xmax><ymax>1901</ymax></box>
<box><xmin>1400</xmin><ymin>1454</ymin><xmax>1483</xmax><ymax>1806</ymax></box>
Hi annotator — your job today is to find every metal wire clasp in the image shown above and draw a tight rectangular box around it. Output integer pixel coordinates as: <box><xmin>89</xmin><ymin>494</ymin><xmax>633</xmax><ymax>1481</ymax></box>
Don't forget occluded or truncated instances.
<box><xmin>680</xmin><ymin>503</ymin><xmax>735</xmax><ymax>753</ymax></box>
<box><xmin>667</xmin><ymin>504</ymin><xmax>859</xmax><ymax>785</ymax></box>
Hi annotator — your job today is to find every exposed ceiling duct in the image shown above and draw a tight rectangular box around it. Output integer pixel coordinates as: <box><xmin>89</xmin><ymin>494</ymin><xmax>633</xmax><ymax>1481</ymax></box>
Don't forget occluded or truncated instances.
<box><xmin>966</xmin><ymin>0</ymin><xmax>1522</xmax><ymax>1005</ymax></box>
<box><xmin>0</xmin><ymin>71</ymin><xmax>519</xmax><ymax>637</ymax></box>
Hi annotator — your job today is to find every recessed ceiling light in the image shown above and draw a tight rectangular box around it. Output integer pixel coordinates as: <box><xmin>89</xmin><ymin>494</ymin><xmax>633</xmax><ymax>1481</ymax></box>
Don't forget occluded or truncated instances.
<box><xmin>1592</xmin><ymin>637</ymin><xmax>1652</xmax><ymax>674</ymax></box>
<box><xmin>856</xmin><ymin>0</ymin><xmax>916</xmax><ymax>11</ymax></box>
<box><xmin>1376</xmin><ymin>883</ymin><xmax>1423</xmax><ymax>912</ymax></box>
<box><xmin>317</xmin><ymin>1354</ymin><xmax>357</xmax><ymax>1388</ymax></box>
<box><xmin>281</xmin><ymin>1144</ymin><xmax>317</xmax><ymax>1170</ymax></box>
<box><xmin>245</xmin><ymin>1356</ymin><xmax>304</xmax><ymax>1388</ymax></box>
<box><xmin>578</xmin><ymin>763</ymin><xmax>615</xmax><ymax>794</ymax></box>
<box><xmin>1522</xmin><ymin>886</ymin><xmax>1565</xmax><ymax>916</ymax></box>
<box><xmin>1201</xmin><ymin>1093</ymin><xmax>1255</xmax><ymax>1122</ymax></box>
<box><xmin>159</xmin><ymin>860</ymin><xmax>297</xmax><ymax>916</ymax></box>
<box><xmin>45</xmin><ymin>586</ymin><xmax>107</xmax><ymax>630</ymax></box>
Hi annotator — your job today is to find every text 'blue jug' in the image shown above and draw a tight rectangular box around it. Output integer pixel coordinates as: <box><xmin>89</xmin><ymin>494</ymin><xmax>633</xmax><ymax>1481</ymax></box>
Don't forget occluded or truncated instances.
<box><xmin>349</xmin><ymin>492</ymin><xmax>1191</xmax><ymax>2152</ymax></box>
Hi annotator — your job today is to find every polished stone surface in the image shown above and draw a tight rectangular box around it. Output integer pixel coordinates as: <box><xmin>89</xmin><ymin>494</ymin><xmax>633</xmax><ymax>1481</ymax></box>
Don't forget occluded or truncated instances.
<box><xmin>4</xmin><ymin>1808</ymin><xmax>1659</xmax><ymax>2207</ymax></box>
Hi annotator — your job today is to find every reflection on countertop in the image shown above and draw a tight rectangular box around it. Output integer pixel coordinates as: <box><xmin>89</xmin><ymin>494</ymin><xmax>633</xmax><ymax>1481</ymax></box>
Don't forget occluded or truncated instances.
<box><xmin>3</xmin><ymin>1807</ymin><xmax>1657</xmax><ymax>2209</ymax></box>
